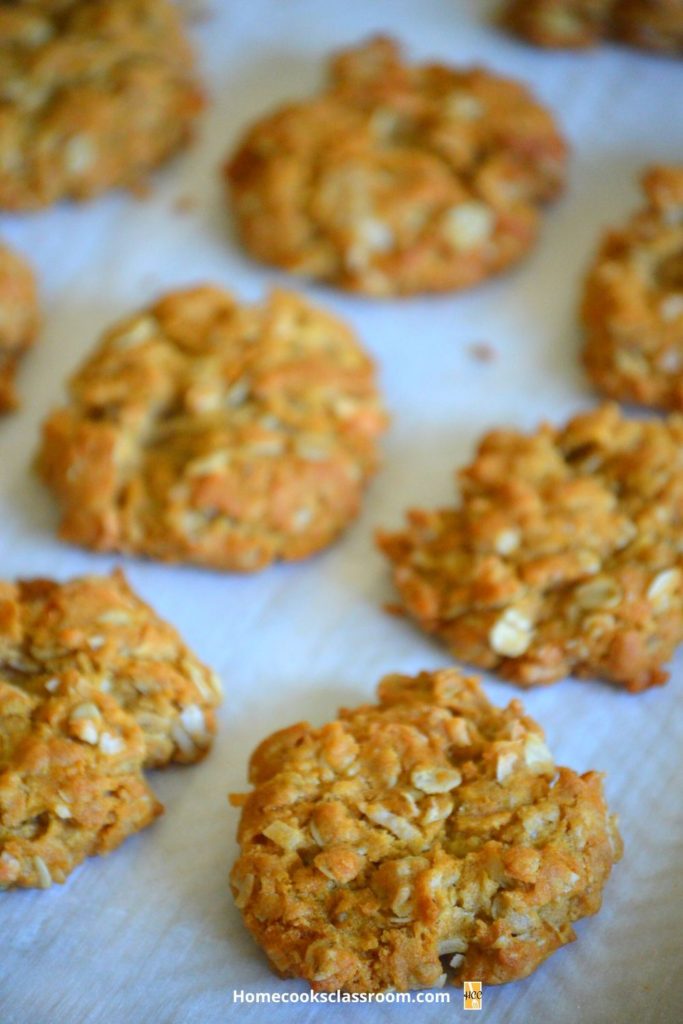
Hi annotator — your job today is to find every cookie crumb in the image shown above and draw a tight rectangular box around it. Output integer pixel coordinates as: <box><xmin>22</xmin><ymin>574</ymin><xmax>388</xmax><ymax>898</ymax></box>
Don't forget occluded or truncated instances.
<box><xmin>173</xmin><ymin>194</ymin><xmax>197</xmax><ymax>214</ymax></box>
<box><xmin>468</xmin><ymin>341</ymin><xmax>497</xmax><ymax>363</ymax></box>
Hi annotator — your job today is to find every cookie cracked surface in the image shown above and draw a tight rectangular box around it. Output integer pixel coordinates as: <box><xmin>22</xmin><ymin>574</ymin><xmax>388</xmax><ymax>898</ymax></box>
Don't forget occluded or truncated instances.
<box><xmin>0</xmin><ymin>0</ymin><xmax>203</xmax><ymax>210</ymax></box>
<box><xmin>230</xmin><ymin>669</ymin><xmax>622</xmax><ymax>991</ymax></box>
<box><xmin>583</xmin><ymin>166</ymin><xmax>683</xmax><ymax>410</ymax></box>
<box><xmin>0</xmin><ymin>570</ymin><xmax>222</xmax><ymax>768</ymax></box>
<box><xmin>501</xmin><ymin>0</ymin><xmax>683</xmax><ymax>54</ymax></box>
<box><xmin>0</xmin><ymin>675</ymin><xmax>162</xmax><ymax>890</ymax></box>
<box><xmin>0</xmin><ymin>243</ymin><xmax>39</xmax><ymax>413</ymax></box>
<box><xmin>378</xmin><ymin>405</ymin><xmax>683</xmax><ymax>691</ymax></box>
<box><xmin>38</xmin><ymin>286</ymin><xmax>387</xmax><ymax>571</ymax></box>
<box><xmin>225</xmin><ymin>36</ymin><xmax>567</xmax><ymax>296</ymax></box>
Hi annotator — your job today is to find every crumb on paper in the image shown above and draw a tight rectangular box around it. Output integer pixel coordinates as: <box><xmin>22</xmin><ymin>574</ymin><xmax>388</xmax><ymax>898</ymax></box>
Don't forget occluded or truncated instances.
<box><xmin>468</xmin><ymin>341</ymin><xmax>497</xmax><ymax>363</ymax></box>
<box><xmin>173</xmin><ymin>194</ymin><xmax>197</xmax><ymax>214</ymax></box>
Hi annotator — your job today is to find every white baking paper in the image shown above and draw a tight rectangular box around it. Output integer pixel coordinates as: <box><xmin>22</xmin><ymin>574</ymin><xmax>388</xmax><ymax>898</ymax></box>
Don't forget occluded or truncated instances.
<box><xmin>1</xmin><ymin>2</ymin><xmax>682</xmax><ymax>1022</ymax></box>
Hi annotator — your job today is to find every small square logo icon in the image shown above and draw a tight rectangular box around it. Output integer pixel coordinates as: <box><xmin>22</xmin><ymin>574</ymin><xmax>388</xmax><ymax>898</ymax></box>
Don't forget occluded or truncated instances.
<box><xmin>463</xmin><ymin>980</ymin><xmax>482</xmax><ymax>1010</ymax></box>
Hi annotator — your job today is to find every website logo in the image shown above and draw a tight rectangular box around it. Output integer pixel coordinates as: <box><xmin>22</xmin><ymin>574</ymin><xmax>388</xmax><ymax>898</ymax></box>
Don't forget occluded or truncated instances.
<box><xmin>463</xmin><ymin>980</ymin><xmax>482</xmax><ymax>1010</ymax></box>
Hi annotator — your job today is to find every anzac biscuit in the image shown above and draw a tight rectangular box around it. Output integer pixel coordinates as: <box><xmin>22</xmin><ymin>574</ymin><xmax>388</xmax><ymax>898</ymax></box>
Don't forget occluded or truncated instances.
<box><xmin>0</xmin><ymin>243</ymin><xmax>39</xmax><ymax>413</ymax></box>
<box><xmin>0</xmin><ymin>570</ymin><xmax>222</xmax><ymax>768</ymax></box>
<box><xmin>611</xmin><ymin>0</ymin><xmax>683</xmax><ymax>54</ymax></box>
<box><xmin>0</xmin><ymin>676</ymin><xmax>162</xmax><ymax>889</ymax></box>
<box><xmin>225</xmin><ymin>36</ymin><xmax>567</xmax><ymax>297</ymax></box>
<box><xmin>378</xmin><ymin>404</ymin><xmax>683</xmax><ymax>691</ymax></box>
<box><xmin>583</xmin><ymin>166</ymin><xmax>683</xmax><ymax>409</ymax></box>
<box><xmin>502</xmin><ymin>0</ymin><xmax>613</xmax><ymax>46</ymax></box>
<box><xmin>37</xmin><ymin>287</ymin><xmax>387</xmax><ymax>571</ymax></box>
<box><xmin>0</xmin><ymin>0</ymin><xmax>203</xmax><ymax>210</ymax></box>
<box><xmin>501</xmin><ymin>0</ymin><xmax>683</xmax><ymax>54</ymax></box>
<box><xmin>230</xmin><ymin>668</ymin><xmax>622</xmax><ymax>991</ymax></box>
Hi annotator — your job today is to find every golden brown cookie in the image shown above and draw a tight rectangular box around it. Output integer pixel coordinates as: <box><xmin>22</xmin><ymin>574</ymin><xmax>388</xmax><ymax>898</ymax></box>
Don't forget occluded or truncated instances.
<box><xmin>0</xmin><ymin>676</ymin><xmax>162</xmax><ymax>890</ymax></box>
<box><xmin>501</xmin><ymin>0</ymin><xmax>683</xmax><ymax>53</ymax></box>
<box><xmin>230</xmin><ymin>668</ymin><xmax>622</xmax><ymax>991</ymax></box>
<box><xmin>378</xmin><ymin>404</ymin><xmax>683</xmax><ymax>692</ymax></box>
<box><xmin>612</xmin><ymin>0</ymin><xmax>683</xmax><ymax>54</ymax></box>
<box><xmin>225</xmin><ymin>36</ymin><xmax>568</xmax><ymax>297</ymax></box>
<box><xmin>0</xmin><ymin>243</ymin><xmax>39</xmax><ymax>413</ymax></box>
<box><xmin>0</xmin><ymin>570</ymin><xmax>222</xmax><ymax>768</ymax></box>
<box><xmin>0</xmin><ymin>0</ymin><xmax>203</xmax><ymax>210</ymax></box>
<box><xmin>502</xmin><ymin>0</ymin><xmax>615</xmax><ymax>46</ymax></box>
<box><xmin>37</xmin><ymin>287</ymin><xmax>388</xmax><ymax>571</ymax></box>
<box><xmin>583</xmin><ymin>166</ymin><xmax>683</xmax><ymax>409</ymax></box>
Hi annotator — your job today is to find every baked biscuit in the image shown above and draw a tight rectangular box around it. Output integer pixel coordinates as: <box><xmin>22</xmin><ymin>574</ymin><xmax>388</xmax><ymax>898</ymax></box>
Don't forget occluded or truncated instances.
<box><xmin>225</xmin><ymin>36</ymin><xmax>567</xmax><ymax>296</ymax></box>
<box><xmin>612</xmin><ymin>0</ymin><xmax>683</xmax><ymax>54</ymax></box>
<box><xmin>230</xmin><ymin>668</ymin><xmax>622</xmax><ymax>991</ymax></box>
<box><xmin>501</xmin><ymin>0</ymin><xmax>683</xmax><ymax>54</ymax></box>
<box><xmin>0</xmin><ymin>0</ymin><xmax>203</xmax><ymax>210</ymax></box>
<box><xmin>0</xmin><ymin>570</ymin><xmax>222</xmax><ymax>768</ymax></box>
<box><xmin>0</xmin><ymin>243</ymin><xmax>39</xmax><ymax>413</ymax></box>
<box><xmin>0</xmin><ymin>676</ymin><xmax>162</xmax><ymax>889</ymax></box>
<box><xmin>502</xmin><ymin>0</ymin><xmax>613</xmax><ymax>46</ymax></box>
<box><xmin>378</xmin><ymin>405</ymin><xmax>683</xmax><ymax>691</ymax></box>
<box><xmin>583</xmin><ymin>166</ymin><xmax>683</xmax><ymax>409</ymax></box>
<box><xmin>37</xmin><ymin>287</ymin><xmax>387</xmax><ymax>570</ymax></box>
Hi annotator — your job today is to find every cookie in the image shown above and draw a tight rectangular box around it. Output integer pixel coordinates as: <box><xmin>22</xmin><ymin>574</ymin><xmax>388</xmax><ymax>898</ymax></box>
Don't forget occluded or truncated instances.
<box><xmin>225</xmin><ymin>36</ymin><xmax>567</xmax><ymax>297</ymax></box>
<box><xmin>230</xmin><ymin>668</ymin><xmax>622</xmax><ymax>991</ymax></box>
<box><xmin>378</xmin><ymin>404</ymin><xmax>683</xmax><ymax>692</ymax></box>
<box><xmin>501</xmin><ymin>0</ymin><xmax>683</xmax><ymax>53</ymax></box>
<box><xmin>37</xmin><ymin>287</ymin><xmax>387</xmax><ymax>571</ymax></box>
<box><xmin>583</xmin><ymin>166</ymin><xmax>683</xmax><ymax>409</ymax></box>
<box><xmin>0</xmin><ymin>676</ymin><xmax>162</xmax><ymax>889</ymax></box>
<box><xmin>0</xmin><ymin>243</ymin><xmax>39</xmax><ymax>413</ymax></box>
<box><xmin>612</xmin><ymin>0</ymin><xmax>683</xmax><ymax>54</ymax></box>
<box><xmin>501</xmin><ymin>0</ymin><xmax>613</xmax><ymax>46</ymax></box>
<box><xmin>0</xmin><ymin>570</ymin><xmax>222</xmax><ymax>768</ymax></box>
<box><xmin>0</xmin><ymin>0</ymin><xmax>203</xmax><ymax>210</ymax></box>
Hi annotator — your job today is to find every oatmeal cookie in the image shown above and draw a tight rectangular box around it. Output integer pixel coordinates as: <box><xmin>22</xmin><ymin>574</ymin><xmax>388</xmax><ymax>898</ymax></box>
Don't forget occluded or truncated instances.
<box><xmin>378</xmin><ymin>404</ymin><xmax>683</xmax><ymax>691</ymax></box>
<box><xmin>225</xmin><ymin>36</ymin><xmax>567</xmax><ymax>297</ymax></box>
<box><xmin>502</xmin><ymin>0</ymin><xmax>613</xmax><ymax>46</ymax></box>
<box><xmin>612</xmin><ymin>0</ymin><xmax>683</xmax><ymax>54</ymax></box>
<box><xmin>0</xmin><ymin>0</ymin><xmax>203</xmax><ymax>210</ymax></box>
<box><xmin>583</xmin><ymin>166</ymin><xmax>683</xmax><ymax>409</ymax></box>
<box><xmin>37</xmin><ymin>287</ymin><xmax>387</xmax><ymax>570</ymax></box>
<box><xmin>0</xmin><ymin>243</ymin><xmax>39</xmax><ymax>413</ymax></box>
<box><xmin>501</xmin><ymin>0</ymin><xmax>683</xmax><ymax>53</ymax></box>
<box><xmin>230</xmin><ymin>668</ymin><xmax>622</xmax><ymax>991</ymax></box>
<box><xmin>0</xmin><ymin>570</ymin><xmax>222</xmax><ymax>768</ymax></box>
<box><xmin>0</xmin><ymin>675</ymin><xmax>162</xmax><ymax>889</ymax></box>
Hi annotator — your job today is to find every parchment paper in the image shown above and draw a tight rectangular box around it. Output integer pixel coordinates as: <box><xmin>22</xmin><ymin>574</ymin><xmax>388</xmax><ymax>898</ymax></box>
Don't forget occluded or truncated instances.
<box><xmin>1</xmin><ymin>2</ymin><xmax>681</xmax><ymax>1022</ymax></box>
